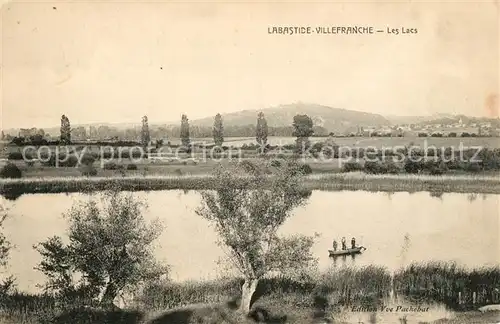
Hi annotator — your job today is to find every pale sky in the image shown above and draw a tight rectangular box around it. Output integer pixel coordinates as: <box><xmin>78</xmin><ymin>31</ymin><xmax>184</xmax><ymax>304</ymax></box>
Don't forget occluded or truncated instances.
<box><xmin>1</xmin><ymin>0</ymin><xmax>499</xmax><ymax>129</ymax></box>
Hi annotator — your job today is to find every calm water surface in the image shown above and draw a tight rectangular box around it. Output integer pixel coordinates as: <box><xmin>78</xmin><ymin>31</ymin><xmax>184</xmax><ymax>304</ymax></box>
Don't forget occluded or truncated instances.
<box><xmin>2</xmin><ymin>190</ymin><xmax>499</xmax><ymax>293</ymax></box>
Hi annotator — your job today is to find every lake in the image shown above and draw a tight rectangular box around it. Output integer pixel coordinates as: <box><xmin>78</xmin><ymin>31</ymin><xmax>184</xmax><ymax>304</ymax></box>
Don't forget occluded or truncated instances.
<box><xmin>2</xmin><ymin>190</ymin><xmax>499</xmax><ymax>293</ymax></box>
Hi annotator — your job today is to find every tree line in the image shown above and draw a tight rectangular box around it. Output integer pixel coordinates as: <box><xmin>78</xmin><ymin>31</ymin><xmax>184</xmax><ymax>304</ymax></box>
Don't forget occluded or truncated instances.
<box><xmin>9</xmin><ymin>113</ymin><xmax>324</xmax><ymax>149</ymax></box>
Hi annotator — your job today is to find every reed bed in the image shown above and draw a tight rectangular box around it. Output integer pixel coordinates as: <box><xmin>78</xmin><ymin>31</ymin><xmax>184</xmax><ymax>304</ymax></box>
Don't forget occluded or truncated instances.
<box><xmin>2</xmin><ymin>172</ymin><xmax>500</xmax><ymax>198</ymax></box>
<box><xmin>394</xmin><ymin>261</ymin><xmax>500</xmax><ymax>309</ymax></box>
<box><xmin>0</xmin><ymin>292</ymin><xmax>56</xmax><ymax>323</ymax></box>
<box><xmin>138</xmin><ymin>266</ymin><xmax>392</xmax><ymax>312</ymax></box>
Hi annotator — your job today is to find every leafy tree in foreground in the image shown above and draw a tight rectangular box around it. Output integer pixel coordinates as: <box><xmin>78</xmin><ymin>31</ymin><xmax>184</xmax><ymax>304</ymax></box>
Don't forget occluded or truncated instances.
<box><xmin>196</xmin><ymin>160</ymin><xmax>316</xmax><ymax>314</ymax></box>
<box><xmin>34</xmin><ymin>189</ymin><xmax>168</xmax><ymax>308</ymax></box>
<box><xmin>0</xmin><ymin>201</ymin><xmax>14</xmax><ymax>295</ymax></box>
<box><xmin>0</xmin><ymin>202</ymin><xmax>11</xmax><ymax>269</ymax></box>
<box><xmin>213</xmin><ymin>113</ymin><xmax>224</xmax><ymax>147</ymax></box>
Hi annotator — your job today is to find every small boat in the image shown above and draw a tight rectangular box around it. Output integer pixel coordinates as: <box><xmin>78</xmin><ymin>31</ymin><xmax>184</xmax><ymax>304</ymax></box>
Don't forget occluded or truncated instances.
<box><xmin>328</xmin><ymin>246</ymin><xmax>366</xmax><ymax>257</ymax></box>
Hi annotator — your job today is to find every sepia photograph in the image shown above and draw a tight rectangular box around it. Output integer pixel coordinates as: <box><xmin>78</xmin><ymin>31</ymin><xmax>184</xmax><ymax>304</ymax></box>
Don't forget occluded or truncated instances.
<box><xmin>0</xmin><ymin>1</ymin><xmax>499</xmax><ymax>323</ymax></box>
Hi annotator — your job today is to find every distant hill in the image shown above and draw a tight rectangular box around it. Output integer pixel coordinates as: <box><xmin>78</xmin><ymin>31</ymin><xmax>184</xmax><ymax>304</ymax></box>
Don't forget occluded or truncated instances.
<box><xmin>5</xmin><ymin>103</ymin><xmax>497</xmax><ymax>138</ymax></box>
<box><xmin>188</xmin><ymin>103</ymin><xmax>390</xmax><ymax>133</ymax></box>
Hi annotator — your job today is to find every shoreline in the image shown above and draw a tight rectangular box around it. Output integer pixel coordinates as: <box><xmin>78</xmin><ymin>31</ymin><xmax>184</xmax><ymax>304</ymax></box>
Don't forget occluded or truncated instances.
<box><xmin>1</xmin><ymin>172</ymin><xmax>500</xmax><ymax>196</ymax></box>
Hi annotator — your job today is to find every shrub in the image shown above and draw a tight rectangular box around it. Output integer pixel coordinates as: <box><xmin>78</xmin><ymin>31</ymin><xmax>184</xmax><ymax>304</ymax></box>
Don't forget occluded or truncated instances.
<box><xmin>341</xmin><ymin>161</ymin><xmax>363</xmax><ymax>172</ymax></box>
<box><xmin>426</xmin><ymin>160</ymin><xmax>448</xmax><ymax>175</ymax></box>
<box><xmin>363</xmin><ymin>161</ymin><xmax>380</xmax><ymax>174</ymax></box>
<box><xmin>119</xmin><ymin>151</ymin><xmax>144</xmax><ymax>159</ymax></box>
<box><xmin>60</xmin><ymin>155</ymin><xmax>79</xmax><ymax>167</ymax></box>
<box><xmin>103</xmin><ymin>162</ymin><xmax>118</xmax><ymax>170</ymax></box>
<box><xmin>480</xmin><ymin>150</ymin><xmax>500</xmax><ymax>170</ymax></box>
<box><xmin>10</xmin><ymin>137</ymin><xmax>25</xmax><ymax>146</ymax></box>
<box><xmin>0</xmin><ymin>163</ymin><xmax>22</xmax><ymax>178</ymax></box>
<box><xmin>80</xmin><ymin>153</ymin><xmax>96</xmax><ymax>166</ymax></box>
<box><xmin>299</xmin><ymin>163</ymin><xmax>313</xmax><ymax>175</ymax></box>
<box><xmin>100</xmin><ymin>151</ymin><xmax>114</xmax><ymax>159</ymax></box>
<box><xmin>80</xmin><ymin>164</ymin><xmax>98</xmax><ymax>177</ymax></box>
<box><xmin>227</xmin><ymin>151</ymin><xmax>242</xmax><ymax>159</ymax></box>
<box><xmin>126</xmin><ymin>164</ymin><xmax>138</xmax><ymax>170</ymax></box>
<box><xmin>174</xmin><ymin>168</ymin><xmax>183</xmax><ymax>176</ymax></box>
<box><xmin>446</xmin><ymin>160</ymin><xmax>460</xmax><ymax>170</ymax></box>
<box><xmin>7</xmin><ymin>152</ymin><xmax>25</xmax><ymax>160</ymax></box>
<box><xmin>270</xmin><ymin>159</ymin><xmax>282</xmax><ymax>167</ymax></box>
<box><xmin>363</xmin><ymin>161</ymin><xmax>400</xmax><ymax>174</ymax></box>
<box><xmin>429</xmin><ymin>167</ymin><xmax>444</xmax><ymax>175</ymax></box>
<box><xmin>383</xmin><ymin>161</ymin><xmax>401</xmax><ymax>174</ymax></box>
<box><xmin>465</xmin><ymin>161</ymin><xmax>482</xmax><ymax>172</ymax></box>
<box><xmin>404</xmin><ymin>158</ymin><xmax>424</xmax><ymax>174</ymax></box>
<box><xmin>239</xmin><ymin>160</ymin><xmax>259</xmax><ymax>174</ymax></box>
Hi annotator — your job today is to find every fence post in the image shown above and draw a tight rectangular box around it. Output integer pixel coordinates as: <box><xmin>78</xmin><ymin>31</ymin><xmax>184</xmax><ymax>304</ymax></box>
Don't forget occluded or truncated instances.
<box><xmin>458</xmin><ymin>291</ymin><xmax>462</xmax><ymax>305</ymax></box>
<box><xmin>473</xmin><ymin>291</ymin><xmax>476</xmax><ymax>304</ymax></box>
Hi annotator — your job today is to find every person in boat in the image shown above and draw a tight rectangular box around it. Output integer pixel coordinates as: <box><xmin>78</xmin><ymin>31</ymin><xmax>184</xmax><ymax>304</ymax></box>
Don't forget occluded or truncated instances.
<box><xmin>351</xmin><ymin>237</ymin><xmax>356</xmax><ymax>249</ymax></box>
<box><xmin>332</xmin><ymin>240</ymin><xmax>338</xmax><ymax>251</ymax></box>
<box><xmin>341</xmin><ymin>237</ymin><xmax>346</xmax><ymax>250</ymax></box>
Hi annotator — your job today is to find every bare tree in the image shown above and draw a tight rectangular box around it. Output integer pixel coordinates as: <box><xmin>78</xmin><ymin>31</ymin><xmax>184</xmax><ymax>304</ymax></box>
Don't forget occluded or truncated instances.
<box><xmin>196</xmin><ymin>160</ymin><xmax>316</xmax><ymax>314</ymax></box>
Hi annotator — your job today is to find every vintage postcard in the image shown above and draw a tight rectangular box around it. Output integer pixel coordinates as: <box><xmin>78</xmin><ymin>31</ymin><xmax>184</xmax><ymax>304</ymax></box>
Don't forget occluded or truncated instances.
<box><xmin>0</xmin><ymin>1</ymin><xmax>499</xmax><ymax>323</ymax></box>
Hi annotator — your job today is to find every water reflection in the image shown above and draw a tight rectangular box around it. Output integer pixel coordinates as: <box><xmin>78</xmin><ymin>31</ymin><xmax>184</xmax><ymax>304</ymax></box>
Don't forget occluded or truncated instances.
<box><xmin>2</xmin><ymin>191</ymin><xmax>23</xmax><ymax>201</ymax></box>
<box><xmin>330</xmin><ymin>253</ymin><xmax>360</xmax><ymax>267</ymax></box>
<box><xmin>429</xmin><ymin>191</ymin><xmax>444</xmax><ymax>199</ymax></box>
<box><xmin>2</xmin><ymin>190</ymin><xmax>499</xmax><ymax>294</ymax></box>
<box><xmin>467</xmin><ymin>193</ymin><xmax>478</xmax><ymax>202</ymax></box>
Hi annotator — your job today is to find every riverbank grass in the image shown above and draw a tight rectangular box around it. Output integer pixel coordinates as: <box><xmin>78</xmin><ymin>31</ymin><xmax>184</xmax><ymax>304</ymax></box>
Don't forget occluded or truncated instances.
<box><xmin>2</xmin><ymin>263</ymin><xmax>499</xmax><ymax>323</ymax></box>
<box><xmin>2</xmin><ymin>172</ymin><xmax>500</xmax><ymax>198</ymax></box>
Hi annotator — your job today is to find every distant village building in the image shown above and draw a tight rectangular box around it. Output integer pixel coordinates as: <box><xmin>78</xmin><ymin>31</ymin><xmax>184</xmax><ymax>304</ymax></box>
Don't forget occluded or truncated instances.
<box><xmin>18</xmin><ymin>127</ymin><xmax>44</xmax><ymax>138</ymax></box>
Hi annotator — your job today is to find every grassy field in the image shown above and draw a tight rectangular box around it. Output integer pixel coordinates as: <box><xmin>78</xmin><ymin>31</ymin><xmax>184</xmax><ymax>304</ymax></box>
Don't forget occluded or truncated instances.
<box><xmin>2</xmin><ymin>158</ymin><xmax>345</xmax><ymax>177</ymax></box>
<box><xmin>166</xmin><ymin>136</ymin><xmax>500</xmax><ymax>148</ymax></box>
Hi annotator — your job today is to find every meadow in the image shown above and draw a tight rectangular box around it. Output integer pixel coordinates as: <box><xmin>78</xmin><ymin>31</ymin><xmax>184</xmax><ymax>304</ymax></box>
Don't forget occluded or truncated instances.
<box><xmin>163</xmin><ymin>136</ymin><xmax>500</xmax><ymax>149</ymax></box>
